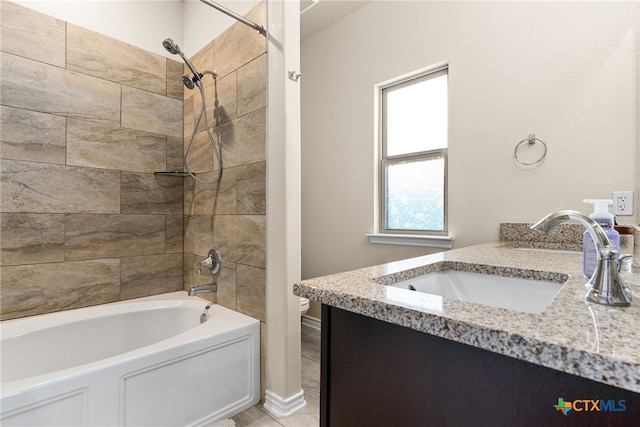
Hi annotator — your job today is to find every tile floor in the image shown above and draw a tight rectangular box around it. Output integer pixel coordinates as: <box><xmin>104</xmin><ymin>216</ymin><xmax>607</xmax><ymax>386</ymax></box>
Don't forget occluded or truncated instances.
<box><xmin>232</xmin><ymin>323</ymin><xmax>321</xmax><ymax>427</ymax></box>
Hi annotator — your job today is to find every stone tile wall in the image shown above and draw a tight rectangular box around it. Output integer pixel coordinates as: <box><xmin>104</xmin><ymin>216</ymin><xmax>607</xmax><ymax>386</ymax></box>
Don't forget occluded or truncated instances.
<box><xmin>183</xmin><ymin>2</ymin><xmax>267</xmax><ymax>324</ymax></box>
<box><xmin>0</xmin><ymin>1</ymin><xmax>184</xmax><ymax>320</ymax></box>
<box><xmin>0</xmin><ymin>1</ymin><xmax>268</xmax><ymax>325</ymax></box>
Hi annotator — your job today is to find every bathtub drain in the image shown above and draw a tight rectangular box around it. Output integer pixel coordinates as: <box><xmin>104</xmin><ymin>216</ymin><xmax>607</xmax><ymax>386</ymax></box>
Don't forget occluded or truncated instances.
<box><xmin>200</xmin><ymin>304</ymin><xmax>211</xmax><ymax>323</ymax></box>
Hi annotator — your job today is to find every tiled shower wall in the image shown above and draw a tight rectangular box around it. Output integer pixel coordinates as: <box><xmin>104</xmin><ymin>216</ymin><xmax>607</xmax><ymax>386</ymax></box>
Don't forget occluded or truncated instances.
<box><xmin>0</xmin><ymin>1</ymin><xmax>267</xmax><ymax>324</ymax></box>
<box><xmin>0</xmin><ymin>1</ymin><xmax>184</xmax><ymax>320</ymax></box>
<box><xmin>183</xmin><ymin>2</ymin><xmax>267</xmax><ymax>324</ymax></box>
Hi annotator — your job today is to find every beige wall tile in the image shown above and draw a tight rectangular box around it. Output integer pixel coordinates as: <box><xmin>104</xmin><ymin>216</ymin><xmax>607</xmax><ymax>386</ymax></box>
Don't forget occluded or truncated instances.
<box><xmin>184</xmin><ymin>214</ymin><xmax>213</xmax><ymax>256</ymax></box>
<box><xmin>184</xmin><ymin>169</ymin><xmax>235</xmax><ymax>215</ymax></box>
<box><xmin>65</xmin><ymin>214</ymin><xmax>166</xmax><ymax>260</ymax></box>
<box><xmin>122</xmin><ymin>85</ymin><xmax>182</xmax><ymax>138</ymax></box>
<box><xmin>167</xmin><ymin>59</ymin><xmax>184</xmax><ymax>100</ymax></box>
<box><xmin>183</xmin><ymin>41</ymin><xmax>213</xmax><ymax>101</ymax></box>
<box><xmin>0</xmin><ymin>1</ymin><xmax>65</xmax><ymax>67</ymax></box>
<box><xmin>0</xmin><ymin>259</ymin><xmax>120</xmax><ymax>320</ymax></box>
<box><xmin>67</xmin><ymin>119</ymin><xmax>166</xmax><ymax>173</ymax></box>
<box><xmin>0</xmin><ymin>106</ymin><xmax>66</xmax><ymax>164</ymax></box>
<box><xmin>215</xmin><ymin>261</ymin><xmax>237</xmax><ymax>310</ymax></box>
<box><xmin>236</xmin><ymin>161</ymin><xmax>266</xmax><ymax>215</ymax></box>
<box><xmin>213</xmin><ymin>2</ymin><xmax>266</xmax><ymax>79</ymax></box>
<box><xmin>67</xmin><ymin>24</ymin><xmax>166</xmax><ymax>95</ymax></box>
<box><xmin>184</xmin><ymin>93</ymin><xmax>196</xmax><ymax>139</ymax></box>
<box><xmin>0</xmin><ymin>279</ymin><xmax>46</xmax><ymax>320</ymax></box>
<box><xmin>194</xmin><ymin>84</ymin><xmax>212</xmax><ymax>133</ymax></box>
<box><xmin>1</xmin><ymin>52</ymin><xmax>120</xmax><ymax>124</ymax></box>
<box><xmin>186</xmin><ymin>163</ymin><xmax>265</xmax><ymax>216</ymax></box>
<box><xmin>192</xmin><ymin>41</ymin><xmax>214</xmax><ymax>79</ymax></box>
<box><xmin>166</xmin><ymin>214</ymin><xmax>184</xmax><ymax>254</ymax></box>
<box><xmin>120</xmin><ymin>172</ymin><xmax>183</xmax><ymax>214</ymax></box>
<box><xmin>183</xmin><ymin>253</ymin><xmax>195</xmax><ymax>290</ymax></box>
<box><xmin>219</xmin><ymin>108</ymin><xmax>266</xmax><ymax>168</ymax></box>
<box><xmin>215</xmin><ymin>167</ymin><xmax>240</xmax><ymax>214</ymax></box>
<box><xmin>167</xmin><ymin>136</ymin><xmax>184</xmax><ymax>172</ymax></box>
<box><xmin>184</xmin><ymin>174</ymin><xmax>213</xmax><ymax>215</ymax></box>
<box><xmin>0</xmin><ymin>213</ymin><xmax>65</xmax><ymax>266</ymax></box>
<box><xmin>120</xmin><ymin>254</ymin><xmax>183</xmax><ymax>300</ymax></box>
<box><xmin>236</xmin><ymin>264</ymin><xmax>265</xmax><ymax>321</ymax></box>
<box><xmin>184</xmin><ymin>129</ymin><xmax>217</xmax><ymax>173</ymax></box>
<box><xmin>214</xmin><ymin>215</ymin><xmax>265</xmax><ymax>268</ymax></box>
<box><xmin>209</xmin><ymin>71</ymin><xmax>238</xmax><ymax>126</ymax></box>
<box><xmin>190</xmin><ymin>83</ymin><xmax>220</xmax><ymax>134</ymax></box>
<box><xmin>237</xmin><ymin>54</ymin><xmax>266</xmax><ymax>117</ymax></box>
<box><xmin>0</xmin><ymin>160</ymin><xmax>120</xmax><ymax>213</ymax></box>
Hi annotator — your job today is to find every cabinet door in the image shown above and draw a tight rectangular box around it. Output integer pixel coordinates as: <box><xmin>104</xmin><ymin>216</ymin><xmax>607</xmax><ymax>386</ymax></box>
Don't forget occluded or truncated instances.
<box><xmin>321</xmin><ymin>305</ymin><xmax>639</xmax><ymax>427</ymax></box>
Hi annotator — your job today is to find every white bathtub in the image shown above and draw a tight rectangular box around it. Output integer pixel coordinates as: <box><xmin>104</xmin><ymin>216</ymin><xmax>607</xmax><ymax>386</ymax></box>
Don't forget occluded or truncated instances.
<box><xmin>0</xmin><ymin>291</ymin><xmax>260</xmax><ymax>427</ymax></box>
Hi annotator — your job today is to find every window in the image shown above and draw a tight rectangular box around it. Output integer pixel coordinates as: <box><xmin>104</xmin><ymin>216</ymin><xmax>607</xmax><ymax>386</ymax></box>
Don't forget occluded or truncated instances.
<box><xmin>375</xmin><ymin>66</ymin><xmax>450</xmax><ymax>244</ymax></box>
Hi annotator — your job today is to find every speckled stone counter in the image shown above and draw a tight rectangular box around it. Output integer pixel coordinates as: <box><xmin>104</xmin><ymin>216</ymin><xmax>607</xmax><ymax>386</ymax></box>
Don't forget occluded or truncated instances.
<box><xmin>294</xmin><ymin>228</ymin><xmax>640</xmax><ymax>394</ymax></box>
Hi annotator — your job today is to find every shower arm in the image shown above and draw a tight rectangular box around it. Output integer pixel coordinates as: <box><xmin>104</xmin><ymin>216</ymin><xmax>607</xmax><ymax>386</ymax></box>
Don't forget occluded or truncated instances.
<box><xmin>200</xmin><ymin>0</ymin><xmax>266</xmax><ymax>36</ymax></box>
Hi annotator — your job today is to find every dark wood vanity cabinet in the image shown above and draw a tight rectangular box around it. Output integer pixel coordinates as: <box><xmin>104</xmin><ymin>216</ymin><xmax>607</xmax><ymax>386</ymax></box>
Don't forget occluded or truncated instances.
<box><xmin>320</xmin><ymin>305</ymin><xmax>640</xmax><ymax>427</ymax></box>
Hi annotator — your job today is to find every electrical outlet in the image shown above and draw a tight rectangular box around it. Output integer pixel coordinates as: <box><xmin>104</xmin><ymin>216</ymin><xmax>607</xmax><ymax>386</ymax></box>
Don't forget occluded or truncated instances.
<box><xmin>613</xmin><ymin>191</ymin><xmax>634</xmax><ymax>216</ymax></box>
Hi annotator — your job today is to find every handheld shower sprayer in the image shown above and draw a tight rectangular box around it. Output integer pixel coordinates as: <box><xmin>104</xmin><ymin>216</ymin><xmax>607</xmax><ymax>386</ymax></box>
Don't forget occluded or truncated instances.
<box><xmin>162</xmin><ymin>37</ymin><xmax>217</xmax><ymax>89</ymax></box>
<box><xmin>161</xmin><ymin>37</ymin><xmax>222</xmax><ymax>185</ymax></box>
<box><xmin>161</xmin><ymin>37</ymin><xmax>182</xmax><ymax>55</ymax></box>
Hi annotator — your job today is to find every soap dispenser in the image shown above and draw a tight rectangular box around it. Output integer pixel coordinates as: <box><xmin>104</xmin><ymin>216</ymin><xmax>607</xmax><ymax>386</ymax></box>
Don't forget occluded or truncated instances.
<box><xmin>583</xmin><ymin>199</ymin><xmax>620</xmax><ymax>278</ymax></box>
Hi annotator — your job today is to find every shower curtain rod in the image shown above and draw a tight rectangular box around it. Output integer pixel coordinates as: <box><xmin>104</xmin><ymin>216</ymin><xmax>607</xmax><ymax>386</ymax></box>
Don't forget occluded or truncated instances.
<box><xmin>200</xmin><ymin>0</ymin><xmax>266</xmax><ymax>36</ymax></box>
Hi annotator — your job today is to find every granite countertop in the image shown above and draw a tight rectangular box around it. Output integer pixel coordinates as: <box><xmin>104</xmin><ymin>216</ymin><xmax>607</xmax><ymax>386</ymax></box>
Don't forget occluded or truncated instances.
<box><xmin>293</xmin><ymin>224</ymin><xmax>640</xmax><ymax>393</ymax></box>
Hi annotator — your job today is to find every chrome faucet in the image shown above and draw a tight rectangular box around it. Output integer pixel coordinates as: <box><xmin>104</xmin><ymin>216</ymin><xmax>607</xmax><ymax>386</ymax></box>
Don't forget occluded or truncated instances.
<box><xmin>199</xmin><ymin>249</ymin><xmax>221</xmax><ymax>276</ymax></box>
<box><xmin>188</xmin><ymin>283</ymin><xmax>218</xmax><ymax>296</ymax></box>
<box><xmin>189</xmin><ymin>249</ymin><xmax>222</xmax><ymax>299</ymax></box>
<box><xmin>531</xmin><ymin>210</ymin><xmax>631</xmax><ymax>307</ymax></box>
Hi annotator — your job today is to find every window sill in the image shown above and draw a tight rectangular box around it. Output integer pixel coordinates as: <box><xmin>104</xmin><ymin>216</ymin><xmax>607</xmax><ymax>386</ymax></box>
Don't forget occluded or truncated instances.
<box><xmin>366</xmin><ymin>233</ymin><xmax>455</xmax><ymax>249</ymax></box>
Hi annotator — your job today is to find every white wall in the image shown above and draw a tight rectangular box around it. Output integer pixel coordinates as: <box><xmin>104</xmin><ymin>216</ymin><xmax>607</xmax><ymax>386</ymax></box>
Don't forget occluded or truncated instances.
<box><xmin>12</xmin><ymin>0</ymin><xmax>259</xmax><ymax>57</ymax></box>
<box><xmin>301</xmin><ymin>1</ymin><xmax>639</xmax><ymax>283</ymax></box>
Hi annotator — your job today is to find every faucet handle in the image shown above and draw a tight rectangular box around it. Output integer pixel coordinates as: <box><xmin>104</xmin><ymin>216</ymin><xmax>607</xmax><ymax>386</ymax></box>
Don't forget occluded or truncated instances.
<box><xmin>199</xmin><ymin>255</ymin><xmax>213</xmax><ymax>273</ymax></box>
<box><xmin>617</xmin><ymin>254</ymin><xmax>634</xmax><ymax>273</ymax></box>
<box><xmin>198</xmin><ymin>249</ymin><xmax>222</xmax><ymax>276</ymax></box>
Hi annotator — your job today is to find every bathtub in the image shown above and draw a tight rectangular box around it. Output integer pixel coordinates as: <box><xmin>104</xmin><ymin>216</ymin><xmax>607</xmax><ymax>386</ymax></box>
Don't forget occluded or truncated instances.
<box><xmin>0</xmin><ymin>291</ymin><xmax>260</xmax><ymax>426</ymax></box>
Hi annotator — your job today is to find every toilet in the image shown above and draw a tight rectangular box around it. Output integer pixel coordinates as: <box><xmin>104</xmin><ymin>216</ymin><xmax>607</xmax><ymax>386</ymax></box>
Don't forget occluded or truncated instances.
<box><xmin>300</xmin><ymin>297</ymin><xmax>310</xmax><ymax>317</ymax></box>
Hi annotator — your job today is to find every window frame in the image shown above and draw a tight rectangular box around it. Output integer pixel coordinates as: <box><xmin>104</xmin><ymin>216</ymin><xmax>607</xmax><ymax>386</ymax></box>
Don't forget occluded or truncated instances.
<box><xmin>378</xmin><ymin>65</ymin><xmax>449</xmax><ymax>237</ymax></box>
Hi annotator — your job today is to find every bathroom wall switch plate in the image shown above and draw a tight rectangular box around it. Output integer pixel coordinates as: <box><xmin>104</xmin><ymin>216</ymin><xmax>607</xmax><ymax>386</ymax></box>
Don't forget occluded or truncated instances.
<box><xmin>613</xmin><ymin>191</ymin><xmax>633</xmax><ymax>216</ymax></box>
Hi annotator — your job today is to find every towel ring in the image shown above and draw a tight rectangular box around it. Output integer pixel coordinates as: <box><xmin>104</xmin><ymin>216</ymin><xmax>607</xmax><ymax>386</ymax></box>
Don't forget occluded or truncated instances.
<box><xmin>514</xmin><ymin>134</ymin><xmax>547</xmax><ymax>166</ymax></box>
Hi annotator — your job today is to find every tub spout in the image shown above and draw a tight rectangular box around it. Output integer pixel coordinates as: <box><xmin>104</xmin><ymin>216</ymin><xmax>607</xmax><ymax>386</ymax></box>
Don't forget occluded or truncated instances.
<box><xmin>189</xmin><ymin>283</ymin><xmax>217</xmax><ymax>298</ymax></box>
<box><xmin>531</xmin><ymin>210</ymin><xmax>631</xmax><ymax>307</ymax></box>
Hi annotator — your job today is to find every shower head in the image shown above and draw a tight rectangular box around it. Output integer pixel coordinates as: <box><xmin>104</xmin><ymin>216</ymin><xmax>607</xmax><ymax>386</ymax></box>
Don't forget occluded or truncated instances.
<box><xmin>162</xmin><ymin>37</ymin><xmax>182</xmax><ymax>56</ymax></box>
<box><xmin>162</xmin><ymin>37</ymin><xmax>202</xmax><ymax>88</ymax></box>
<box><xmin>182</xmin><ymin>75</ymin><xmax>195</xmax><ymax>90</ymax></box>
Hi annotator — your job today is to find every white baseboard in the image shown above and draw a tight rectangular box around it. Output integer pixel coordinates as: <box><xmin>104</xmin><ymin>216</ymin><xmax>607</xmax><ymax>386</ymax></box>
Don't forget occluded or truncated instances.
<box><xmin>263</xmin><ymin>389</ymin><xmax>306</xmax><ymax>418</ymax></box>
<box><xmin>301</xmin><ymin>315</ymin><xmax>321</xmax><ymax>330</ymax></box>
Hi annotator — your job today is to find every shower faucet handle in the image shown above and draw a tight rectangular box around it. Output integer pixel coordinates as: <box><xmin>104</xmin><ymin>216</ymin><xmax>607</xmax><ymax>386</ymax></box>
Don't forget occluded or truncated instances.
<box><xmin>198</xmin><ymin>249</ymin><xmax>222</xmax><ymax>276</ymax></box>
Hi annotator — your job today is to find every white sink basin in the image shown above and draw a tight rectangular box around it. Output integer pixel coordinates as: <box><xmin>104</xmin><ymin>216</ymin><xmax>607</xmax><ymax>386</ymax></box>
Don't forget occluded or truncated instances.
<box><xmin>389</xmin><ymin>270</ymin><xmax>565</xmax><ymax>314</ymax></box>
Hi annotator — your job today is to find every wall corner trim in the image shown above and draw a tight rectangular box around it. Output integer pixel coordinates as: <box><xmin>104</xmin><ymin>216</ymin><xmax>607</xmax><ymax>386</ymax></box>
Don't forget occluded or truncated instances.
<box><xmin>263</xmin><ymin>389</ymin><xmax>307</xmax><ymax>418</ymax></box>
